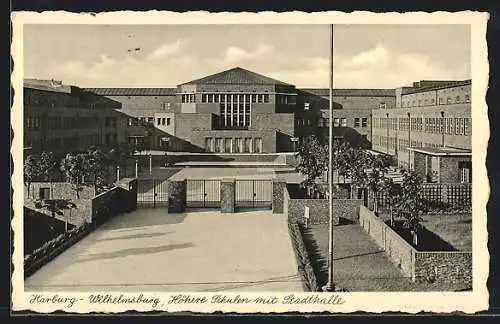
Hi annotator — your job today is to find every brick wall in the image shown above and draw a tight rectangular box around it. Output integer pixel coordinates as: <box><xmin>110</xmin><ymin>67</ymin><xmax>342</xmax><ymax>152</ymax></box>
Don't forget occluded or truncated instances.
<box><xmin>358</xmin><ymin>206</ymin><xmax>472</xmax><ymax>289</ymax></box>
<box><xmin>440</xmin><ymin>156</ymin><xmax>471</xmax><ymax>183</ymax></box>
<box><xmin>284</xmin><ymin>186</ymin><xmax>362</xmax><ymax>225</ymax></box>
<box><xmin>414</xmin><ymin>252</ymin><xmax>472</xmax><ymax>288</ymax></box>
<box><xmin>28</xmin><ymin>182</ymin><xmax>95</xmax><ymax>201</ymax></box>
<box><xmin>359</xmin><ymin>205</ymin><xmax>416</xmax><ymax>279</ymax></box>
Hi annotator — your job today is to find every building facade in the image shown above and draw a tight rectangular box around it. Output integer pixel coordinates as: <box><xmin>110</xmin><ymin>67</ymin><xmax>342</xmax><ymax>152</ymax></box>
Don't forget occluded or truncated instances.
<box><xmin>371</xmin><ymin>80</ymin><xmax>471</xmax><ymax>172</ymax></box>
<box><xmin>307</xmin><ymin>89</ymin><xmax>396</xmax><ymax>148</ymax></box>
<box><xmin>23</xmin><ymin>79</ymin><xmax>128</xmax><ymax>155</ymax></box>
<box><xmin>85</xmin><ymin>67</ymin><xmax>322</xmax><ymax>153</ymax></box>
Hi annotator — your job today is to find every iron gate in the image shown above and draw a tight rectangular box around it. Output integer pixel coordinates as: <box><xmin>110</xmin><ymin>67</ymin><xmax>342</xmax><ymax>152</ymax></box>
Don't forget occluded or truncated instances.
<box><xmin>137</xmin><ymin>179</ymin><xmax>169</xmax><ymax>208</ymax></box>
<box><xmin>235</xmin><ymin>180</ymin><xmax>272</xmax><ymax>209</ymax></box>
<box><xmin>186</xmin><ymin>180</ymin><xmax>221</xmax><ymax>208</ymax></box>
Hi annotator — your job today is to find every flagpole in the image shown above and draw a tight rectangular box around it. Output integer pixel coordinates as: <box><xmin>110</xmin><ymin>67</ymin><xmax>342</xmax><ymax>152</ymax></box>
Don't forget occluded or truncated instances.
<box><xmin>323</xmin><ymin>23</ymin><xmax>335</xmax><ymax>292</ymax></box>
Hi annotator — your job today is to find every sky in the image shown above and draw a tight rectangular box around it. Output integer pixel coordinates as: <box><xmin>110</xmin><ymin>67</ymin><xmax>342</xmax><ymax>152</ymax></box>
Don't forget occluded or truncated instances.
<box><xmin>23</xmin><ymin>24</ymin><xmax>471</xmax><ymax>89</ymax></box>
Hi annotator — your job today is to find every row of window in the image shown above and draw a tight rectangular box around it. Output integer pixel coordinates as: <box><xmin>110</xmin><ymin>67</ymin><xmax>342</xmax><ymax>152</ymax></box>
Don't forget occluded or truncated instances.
<box><xmin>204</xmin><ymin>137</ymin><xmax>263</xmax><ymax>153</ymax></box>
<box><xmin>296</xmin><ymin>118</ymin><xmax>312</xmax><ymax>127</ymax></box>
<box><xmin>318</xmin><ymin>117</ymin><xmax>359</xmax><ymax>128</ymax></box>
<box><xmin>182</xmin><ymin>93</ymin><xmax>272</xmax><ymax>104</ymax></box>
<box><xmin>156</xmin><ymin>117</ymin><xmax>172</xmax><ymax>126</ymax></box>
<box><xmin>128</xmin><ymin>117</ymin><xmax>155</xmax><ymax>126</ymax></box>
<box><xmin>374</xmin><ymin>117</ymin><xmax>471</xmax><ymax>136</ymax></box>
<box><xmin>373</xmin><ymin>134</ymin><xmax>466</xmax><ymax>152</ymax></box>
<box><xmin>401</xmin><ymin>94</ymin><xmax>470</xmax><ymax>108</ymax></box>
<box><xmin>220</xmin><ymin>102</ymin><xmax>251</xmax><ymax>128</ymax></box>
<box><xmin>26</xmin><ymin>116</ymin><xmax>117</xmax><ymax>130</ymax></box>
<box><xmin>27</xmin><ymin>133</ymin><xmax>118</xmax><ymax>150</ymax></box>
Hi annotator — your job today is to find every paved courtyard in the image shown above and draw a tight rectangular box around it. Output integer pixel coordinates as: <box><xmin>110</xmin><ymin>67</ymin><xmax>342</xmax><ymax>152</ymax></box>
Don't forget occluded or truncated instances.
<box><xmin>25</xmin><ymin>209</ymin><xmax>305</xmax><ymax>292</ymax></box>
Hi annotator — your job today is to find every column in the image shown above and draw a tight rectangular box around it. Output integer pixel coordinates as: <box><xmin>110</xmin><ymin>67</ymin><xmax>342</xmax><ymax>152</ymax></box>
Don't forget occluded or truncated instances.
<box><xmin>237</xmin><ymin>94</ymin><xmax>240</xmax><ymax>126</ymax></box>
<box><xmin>167</xmin><ymin>179</ymin><xmax>187</xmax><ymax>213</ymax></box>
<box><xmin>230</xmin><ymin>94</ymin><xmax>234</xmax><ymax>127</ymax></box>
<box><xmin>224</xmin><ymin>94</ymin><xmax>228</xmax><ymax>127</ymax></box>
<box><xmin>220</xmin><ymin>178</ymin><xmax>236</xmax><ymax>213</ymax></box>
<box><xmin>272</xmin><ymin>178</ymin><xmax>286</xmax><ymax>214</ymax></box>
<box><xmin>243</xmin><ymin>94</ymin><xmax>246</xmax><ymax>126</ymax></box>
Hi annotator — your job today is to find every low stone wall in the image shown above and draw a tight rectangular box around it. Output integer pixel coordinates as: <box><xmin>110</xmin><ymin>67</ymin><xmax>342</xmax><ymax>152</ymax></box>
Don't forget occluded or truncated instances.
<box><xmin>284</xmin><ymin>186</ymin><xmax>362</xmax><ymax>226</ymax></box>
<box><xmin>359</xmin><ymin>205</ymin><xmax>416</xmax><ymax>279</ymax></box>
<box><xmin>359</xmin><ymin>205</ymin><xmax>472</xmax><ymax>289</ymax></box>
<box><xmin>288</xmin><ymin>222</ymin><xmax>320</xmax><ymax>292</ymax></box>
<box><xmin>414</xmin><ymin>251</ymin><xmax>472</xmax><ymax>288</ymax></box>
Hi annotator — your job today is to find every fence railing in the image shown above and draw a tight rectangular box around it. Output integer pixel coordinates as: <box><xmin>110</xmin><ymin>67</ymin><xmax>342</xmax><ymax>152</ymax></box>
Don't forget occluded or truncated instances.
<box><xmin>376</xmin><ymin>182</ymin><xmax>471</xmax><ymax>209</ymax></box>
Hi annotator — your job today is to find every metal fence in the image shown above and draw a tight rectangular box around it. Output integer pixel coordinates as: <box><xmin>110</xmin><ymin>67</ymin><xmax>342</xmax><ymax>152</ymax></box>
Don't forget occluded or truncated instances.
<box><xmin>376</xmin><ymin>182</ymin><xmax>472</xmax><ymax>209</ymax></box>
<box><xmin>235</xmin><ymin>180</ymin><xmax>272</xmax><ymax>209</ymax></box>
<box><xmin>186</xmin><ymin>180</ymin><xmax>221</xmax><ymax>208</ymax></box>
<box><xmin>137</xmin><ymin>179</ymin><xmax>169</xmax><ymax>208</ymax></box>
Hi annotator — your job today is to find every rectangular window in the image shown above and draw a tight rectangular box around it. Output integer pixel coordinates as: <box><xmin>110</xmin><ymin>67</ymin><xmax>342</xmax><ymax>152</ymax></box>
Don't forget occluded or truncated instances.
<box><xmin>379</xmin><ymin>102</ymin><xmax>386</xmax><ymax>109</ymax></box>
<box><xmin>244</xmin><ymin>138</ymin><xmax>252</xmax><ymax>153</ymax></box>
<box><xmin>234</xmin><ymin>138</ymin><xmax>242</xmax><ymax>153</ymax></box>
<box><xmin>447</xmin><ymin>98</ymin><xmax>452</xmax><ymax>104</ymax></box>
<box><xmin>263</xmin><ymin>94</ymin><xmax>269</xmax><ymax>103</ymax></box>
<box><xmin>333</xmin><ymin>118</ymin><xmax>340</xmax><ymax>127</ymax></box>
<box><xmin>459</xmin><ymin>118</ymin><xmax>465</xmax><ymax>135</ymax></box>
<box><xmin>304</xmin><ymin>102</ymin><xmax>310</xmax><ymax>110</ymax></box>
<box><xmin>157</xmin><ymin>118</ymin><xmax>161</xmax><ymax>125</ymax></box>
<box><xmin>465</xmin><ymin>95</ymin><xmax>470</xmax><ymax>103</ymax></box>
<box><xmin>215</xmin><ymin>138</ymin><xmax>224</xmax><ymax>153</ymax></box>
<box><xmin>341</xmin><ymin>118</ymin><xmax>347</xmax><ymax>127</ymax></box>
<box><xmin>439</xmin><ymin>118</ymin><xmax>444</xmax><ymax>134</ymax></box>
<box><xmin>224</xmin><ymin>138</ymin><xmax>232</xmax><ymax>153</ymax></box>
<box><xmin>362</xmin><ymin>117</ymin><xmax>368</xmax><ymax>128</ymax></box>
<box><xmin>455</xmin><ymin>118</ymin><xmax>460</xmax><ymax>135</ymax></box>
<box><xmin>464</xmin><ymin>118</ymin><xmax>470</xmax><ymax>135</ymax></box>
<box><xmin>166</xmin><ymin>118</ymin><xmax>171</xmax><ymax>126</ymax></box>
<box><xmin>162</xmin><ymin>118</ymin><xmax>166</xmax><ymax>126</ymax></box>
<box><xmin>354</xmin><ymin>118</ymin><xmax>360</xmax><ymax>127</ymax></box>
<box><xmin>253</xmin><ymin>138</ymin><xmax>262</xmax><ymax>153</ymax></box>
<box><xmin>39</xmin><ymin>187</ymin><xmax>50</xmax><ymax>200</ymax></box>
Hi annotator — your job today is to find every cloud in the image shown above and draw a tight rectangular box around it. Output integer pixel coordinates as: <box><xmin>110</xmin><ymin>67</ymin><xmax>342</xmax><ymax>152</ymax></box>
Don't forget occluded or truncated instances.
<box><xmin>147</xmin><ymin>40</ymin><xmax>183</xmax><ymax>60</ymax></box>
<box><xmin>223</xmin><ymin>44</ymin><xmax>274</xmax><ymax>63</ymax></box>
<box><xmin>335</xmin><ymin>44</ymin><xmax>470</xmax><ymax>88</ymax></box>
<box><xmin>42</xmin><ymin>41</ymin><xmax>469</xmax><ymax>89</ymax></box>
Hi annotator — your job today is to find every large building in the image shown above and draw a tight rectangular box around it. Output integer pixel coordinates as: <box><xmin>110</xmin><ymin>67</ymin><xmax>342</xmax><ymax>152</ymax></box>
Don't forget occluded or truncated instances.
<box><xmin>23</xmin><ymin>79</ymin><xmax>128</xmax><ymax>155</ymax></box>
<box><xmin>24</xmin><ymin>69</ymin><xmax>472</xmax><ymax>181</ymax></box>
<box><xmin>371</xmin><ymin>80</ymin><xmax>471</xmax><ymax>183</ymax></box>
<box><xmin>85</xmin><ymin>67</ymin><xmax>322</xmax><ymax>153</ymax></box>
<box><xmin>304</xmin><ymin>88</ymin><xmax>396</xmax><ymax>148</ymax></box>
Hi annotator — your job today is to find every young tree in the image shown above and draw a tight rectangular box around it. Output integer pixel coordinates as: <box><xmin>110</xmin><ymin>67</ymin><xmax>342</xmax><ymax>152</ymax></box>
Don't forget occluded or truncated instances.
<box><xmin>38</xmin><ymin>151</ymin><xmax>57</xmax><ymax>181</ymax></box>
<box><xmin>295</xmin><ymin>135</ymin><xmax>328</xmax><ymax>197</ymax></box>
<box><xmin>24</xmin><ymin>155</ymin><xmax>40</xmax><ymax>198</ymax></box>
<box><xmin>343</xmin><ymin>147</ymin><xmax>370</xmax><ymax>199</ymax></box>
<box><xmin>381</xmin><ymin>177</ymin><xmax>402</xmax><ymax>226</ymax></box>
<box><xmin>60</xmin><ymin>153</ymin><xmax>89</xmax><ymax>199</ymax></box>
<box><xmin>86</xmin><ymin>147</ymin><xmax>108</xmax><ymax>193</ymax></box>
<box><xmin>394</xmin><ymin>170</ymin><xmax>427</xmax><ymax>246</ymax></box>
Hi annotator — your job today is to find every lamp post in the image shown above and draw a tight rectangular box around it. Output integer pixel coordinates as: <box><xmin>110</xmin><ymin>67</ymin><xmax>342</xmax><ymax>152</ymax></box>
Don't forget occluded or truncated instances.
<box><xmin>440</xmin><ymin>111</ymin><xmax>445</xmax><ymax>147</ymax></box>
<box><xmin>407</xmin><ymin>112</ymin><xmax>411</xmax><ymax>169</ymax></box>
<box><xmin>149</xmin><ymin>154</ymin><xmax>152</xmax><ymax>175</ymax></box>
<box><xmin>386</xmin><ymin>112</ymin><xmax>390</xmax><ymax>154</ymax></box>
<box><xmin>322</xmin><ymin>23</ymin><xmax>335</xmax><ymax>293</ymax></box>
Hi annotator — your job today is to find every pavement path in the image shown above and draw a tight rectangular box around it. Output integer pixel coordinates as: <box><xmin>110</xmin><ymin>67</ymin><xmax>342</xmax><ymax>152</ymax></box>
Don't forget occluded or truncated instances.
<box><xmin>25</xmin><ymin>209</ymin><xmax>305</xmax><ymax>292</ymax></box>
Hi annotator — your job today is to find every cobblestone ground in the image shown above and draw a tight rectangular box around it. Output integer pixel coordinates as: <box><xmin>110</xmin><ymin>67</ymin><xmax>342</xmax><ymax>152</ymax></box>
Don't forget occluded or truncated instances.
<box><xmin>25</xmin><ymin>209</ymin><xmax>305</xmax><ymax>292</ymax></box>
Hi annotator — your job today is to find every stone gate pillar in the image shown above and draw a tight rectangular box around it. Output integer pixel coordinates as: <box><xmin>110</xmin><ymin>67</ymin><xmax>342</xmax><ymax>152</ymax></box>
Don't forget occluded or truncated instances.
<box><xmin>272</xmin><ymin>178</ymin><xmax>286</xmax><ymax>214</ymax></box>
<box><xmin>220</xmin><ymin>178</ymin><xmax>236</xmax><ymax>213</ymax></box>
<box><xmin>167</xmin><ymin>179</ymin><xmax>186</xmax><ymax>213</ymax></box>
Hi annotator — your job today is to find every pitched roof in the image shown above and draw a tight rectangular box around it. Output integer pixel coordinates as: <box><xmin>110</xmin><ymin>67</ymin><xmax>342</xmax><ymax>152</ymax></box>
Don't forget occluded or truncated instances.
<box><xmin>401</xmin><ymin>79</ymin><xmax>471</xmax><ymax>95</ymax></box>
<box><xmin>83</xmin><ymin>88</ymin><xmax>177</xmax><ymax>96</ymax></box>
<box><xmin>24</xmin><ymin>78</ymin><xmax>74</xmax><ymax>94</ymax></box>
<box><xmin>300</xmin><ymin>88</ymin><xmax>395</xmax><ymax>97</ymax></box>
<box><xmin>181</xmin><ymin>67</ymin><xmax>292</xmax><ymax>86</ymax></box>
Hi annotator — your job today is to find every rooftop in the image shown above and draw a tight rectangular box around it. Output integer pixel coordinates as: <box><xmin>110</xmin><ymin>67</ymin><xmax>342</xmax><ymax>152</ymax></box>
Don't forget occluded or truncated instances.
<box><xmin>83</xmin><ymin>88</ymin><xmax>177</xmax><ymax>96</ymax></box>
<box><xmin>408</xmin><ymin>146</ymin><xmax>472</xmax><ymax>156</ymax></box>
<box><xmin>181</xmin><ymin>67</ymin><xmax>292</xmax><ymax>86</ymax></box>
<box><xmin>300</xmin><ymin>88</ymin><xmax>396</xmax><ymax>97</ymax></box>
<box><xmin>401</xmin><ymin>79</ymin><xmax>471</xmax><ymax>95</ymax></box>
<box><xmin>24</xmin><ymin>79</ymin><xmax>74</xmax><ymax>94</ymax></box>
